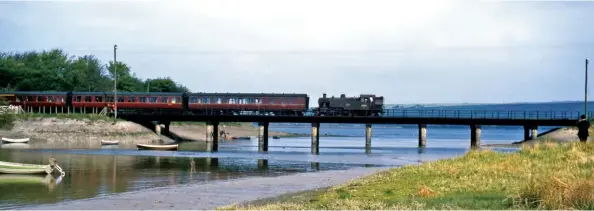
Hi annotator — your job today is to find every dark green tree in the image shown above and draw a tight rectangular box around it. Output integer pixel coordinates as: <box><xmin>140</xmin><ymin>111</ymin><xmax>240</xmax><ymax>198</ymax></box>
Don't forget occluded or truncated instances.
<box><xmin>0</xmin><ymin>48</ymin><xmax>190</xmax><ymax>93</ymax></box>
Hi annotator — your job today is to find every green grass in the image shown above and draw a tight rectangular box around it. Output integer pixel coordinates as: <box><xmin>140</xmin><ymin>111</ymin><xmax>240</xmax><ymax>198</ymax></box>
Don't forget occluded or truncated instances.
<box><xmin>0</xmin><ymin>113</ymin><xmax>15</xmax><ymax>129</ymax></box>
<box><xmin>219</xmin><ymin>141</ymin><xmax>594</xmax><ymax>210</ymax></box>
<box><xmin>14</xmin><ymin>113</ymin><xmax>116</xmax><ymax>122</ymax></box>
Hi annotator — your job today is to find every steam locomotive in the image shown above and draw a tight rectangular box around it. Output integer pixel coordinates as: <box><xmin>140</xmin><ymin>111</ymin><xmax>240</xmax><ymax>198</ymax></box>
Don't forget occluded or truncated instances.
<box><xmin>316</xmin><ymin>93</ymin><xmax>384</xmax><ymax>116</ymax></box>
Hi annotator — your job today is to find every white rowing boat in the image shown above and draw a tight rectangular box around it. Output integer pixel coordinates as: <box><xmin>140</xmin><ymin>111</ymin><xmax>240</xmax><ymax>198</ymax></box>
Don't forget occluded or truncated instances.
<box><xmin>101</xmin><ymin>140</ymin><xmax>120</xmax><ymax>145</ymax></box>
<box><xmin>1</xmin><ymin>137</ymin><xmax>30</xmax><ymax>143</ymax></box>
<box><xmin>136</xmin><ymin>143</ymin><xmax>178</xmax><ymax>151</ymax></box>
<box><xmin>0</xmin><ymin>161</ymin><xmax>53</xmax><ymax>174</ymax></box>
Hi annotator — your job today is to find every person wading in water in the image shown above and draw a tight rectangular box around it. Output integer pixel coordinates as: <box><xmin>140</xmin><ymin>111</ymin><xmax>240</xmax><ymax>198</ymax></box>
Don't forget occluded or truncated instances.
<box><xmin>577</xmin><ymin>114</ymin><xmax>591</xmax><ymax>142</ymax></box>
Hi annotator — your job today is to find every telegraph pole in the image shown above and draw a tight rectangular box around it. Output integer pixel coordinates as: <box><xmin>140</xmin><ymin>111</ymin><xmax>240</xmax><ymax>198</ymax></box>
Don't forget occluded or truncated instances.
<box><xmin>114</xmin><ymin>45</ymin><xmax>118</xmax><ymax>121</ymax></box>
<box><xmin>587</xmin><ymin>59</ymin><xmax>590</xmax><ymax>119</ymax></box>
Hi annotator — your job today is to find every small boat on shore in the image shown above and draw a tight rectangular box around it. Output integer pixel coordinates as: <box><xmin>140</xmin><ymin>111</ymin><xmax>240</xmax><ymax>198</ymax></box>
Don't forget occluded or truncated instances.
<box><xmin>2</xmin><ymin>137</ymin><xmax>30</xmax><ymax>144</ymax></box>
<box><xmin>0</xmin><ymin>161</ymin><xmax>53</xmax><ymax>174</ymax></box>
<box><xmin>136</xmin><ymin>143</ymin><xmax>178</xmax><ymax>151</ymax></box>
<box><xmin>101</xmin><ymin>140</ymin><xmax>120</xmax><ymax>145</ymax></box>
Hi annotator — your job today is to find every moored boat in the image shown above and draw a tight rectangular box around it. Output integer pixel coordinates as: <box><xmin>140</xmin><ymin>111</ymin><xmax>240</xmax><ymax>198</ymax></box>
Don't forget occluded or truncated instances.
<box><xmin>136</xmin><ymin>143</ymin><xmax>178</xmax><ymax>151</ymax></box>
<box><xmin>0</xmin><ymin>161</ymin><xmax>52</xmax><ymax>174</ymax></box>
<box><xmin>0</xmin><ymin>174</ymin><xmax>53</xmax><ymax>184</ymax></box>
<box><xmin>101</xmin><ymin>140</ymin><xmax>120</xmax><ymax>145</ymax></box>
<box><xmin>1</xmin><ymin>137</ymin><xmax>30</xmax><ymax>143</ymax></box>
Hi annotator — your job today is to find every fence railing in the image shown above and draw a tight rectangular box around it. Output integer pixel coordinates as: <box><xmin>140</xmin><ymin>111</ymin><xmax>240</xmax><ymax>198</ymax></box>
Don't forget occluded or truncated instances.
<box><xmin>117</xmin><ymin>108</ymin><xmax>589</xmax><ymax>120</ymax></box>
<box><xmin>379</xmin><ymin>109</ymin><xmax>587</xmax><ymax>120</ymax></box>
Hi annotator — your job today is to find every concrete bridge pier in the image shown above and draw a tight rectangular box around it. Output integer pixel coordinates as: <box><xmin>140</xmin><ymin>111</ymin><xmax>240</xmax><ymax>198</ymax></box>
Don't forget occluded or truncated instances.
<box><xmin>470</xmin><ymin>125</ymin><xmax>481</xmax><ymax>149</ymax></box>
<box><xmin>258</xmin><ymin>122</ymin><xmax>269</xmax><ymax>152</ymax></box>
<box><xmin>523</xmin><ymin>125</ymin><xmax>539</xmax><ymax>140</ymax></box>
<box><xmin>311</xmin><ymin>122</ymin><xmax>320</xmax><ymax>154</ymax></box>
<box><xmin>206</xmin><ymin>121</ymin><xmax>219</xmax><ymax>152</ymax></box>
<box><xmin>418</xmin><ymin>124</ymin><xmax>427</xmax><ymax>147</ymax></box>
<box><xmin>155</xmin><ymin>123</ymin><xmax>162</xmax><ymax>136</ymax></box>
<box><xmin>365</xmin><ymin>124</ymin><xmax>372</xmax><ymax>153</ymax></box>
<box><xmin>162</xmin><ymin>121</ymin><xmax>170</xmax><ymax>136</ymax></box>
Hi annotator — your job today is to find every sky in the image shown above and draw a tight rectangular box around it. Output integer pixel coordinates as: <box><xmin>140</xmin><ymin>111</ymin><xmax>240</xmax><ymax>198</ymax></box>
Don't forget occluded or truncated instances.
<box><xmin>1</xmin><ymin>0</ymin><xmax>594</xmax><ymax>105</ymax></box>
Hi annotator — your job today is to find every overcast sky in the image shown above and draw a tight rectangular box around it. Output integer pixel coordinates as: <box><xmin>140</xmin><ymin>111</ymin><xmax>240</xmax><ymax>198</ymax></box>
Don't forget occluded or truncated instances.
<box><xmin>1</xmin><ymin>0</ymin><xmax>594</xmax><ymax>105</ymax></box>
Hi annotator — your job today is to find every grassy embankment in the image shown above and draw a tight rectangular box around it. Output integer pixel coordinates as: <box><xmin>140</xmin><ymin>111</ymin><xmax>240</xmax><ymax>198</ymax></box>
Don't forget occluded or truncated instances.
<box><xmin>14</xmin><ymin>113</ymin><xmax>116</xmax><ymax>122</ymax></box>
<box><xmin>221</xmin><ymin>141</ymin><xmax>594</xmax><ymax>210</ymax></box>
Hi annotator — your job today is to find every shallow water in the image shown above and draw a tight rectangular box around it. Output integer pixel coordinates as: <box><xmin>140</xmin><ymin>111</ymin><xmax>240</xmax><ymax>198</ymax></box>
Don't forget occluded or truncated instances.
<box><xmin>0</xmin><ymin>124</ymin><xmax>525</xmax><ymax>209</ymax></box>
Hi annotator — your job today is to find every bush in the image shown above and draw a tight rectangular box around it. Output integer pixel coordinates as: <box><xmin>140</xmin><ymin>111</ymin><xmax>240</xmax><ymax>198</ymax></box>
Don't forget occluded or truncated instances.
<box><xmin>0</xmin><ymin>113</ymin><xmax>15</xmax><ymax>130</ymax></box>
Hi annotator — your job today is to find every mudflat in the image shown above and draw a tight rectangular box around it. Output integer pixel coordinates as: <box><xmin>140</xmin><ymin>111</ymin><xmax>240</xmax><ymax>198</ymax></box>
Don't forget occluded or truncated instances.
<box><xmin>21</xmin><ymin>166</ymin><xmax>390</xmax><ymax>210</ymax></box>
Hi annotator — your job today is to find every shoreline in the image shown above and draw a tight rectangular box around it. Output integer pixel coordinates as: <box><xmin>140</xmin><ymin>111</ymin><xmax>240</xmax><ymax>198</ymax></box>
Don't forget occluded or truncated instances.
<box><xmin>222</xmin><ymin>141</ymin><xmax>594</xmax><ymax>210</ymax></box>
<box><xmin>19</xmin><ymin>166</ymin><xmax>390</xmax><ymax>210</ymax></box>
<box><xmin>481</xmin><ymin>126</ymin><xmax>593</xmax><ymax>148</ymax></box>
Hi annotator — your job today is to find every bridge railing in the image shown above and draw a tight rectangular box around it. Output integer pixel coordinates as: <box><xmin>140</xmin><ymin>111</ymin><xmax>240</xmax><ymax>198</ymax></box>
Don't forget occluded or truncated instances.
<box><xmin>379</xmin><ymin>109</ymin><xmax>585</xmax><ymax>120</ymax></box>
<box><xmin>142</xmin><ymin>108</ymin><xmax>588</xmax><ymax>120</ymax></box>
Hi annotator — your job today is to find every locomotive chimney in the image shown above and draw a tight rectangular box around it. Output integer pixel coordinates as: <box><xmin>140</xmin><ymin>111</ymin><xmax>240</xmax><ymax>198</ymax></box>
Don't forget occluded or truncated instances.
<box><xmin>323</xmin><ymin>93</ymin><xmax>326</xmax><ymax>98</ymax></box>
<box><xmin>340</xmin><ymin>94</ymin><xmax>346</xmax><ymax>98</ymax></box>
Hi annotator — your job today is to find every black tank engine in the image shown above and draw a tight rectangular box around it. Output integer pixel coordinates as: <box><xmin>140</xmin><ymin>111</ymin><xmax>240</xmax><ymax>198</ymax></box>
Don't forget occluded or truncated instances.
<box><xmin>316</xmin><ymin>93</ymin><xmax>384</xmax><ymax>116</ymax></box>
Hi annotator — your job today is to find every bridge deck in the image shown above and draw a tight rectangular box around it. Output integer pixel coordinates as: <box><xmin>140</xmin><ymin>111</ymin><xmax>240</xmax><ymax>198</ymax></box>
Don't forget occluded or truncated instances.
<box><xmin>119</xmin><ymin>109</ymin><xmax>581</xmax><ymax>126</ymax></box>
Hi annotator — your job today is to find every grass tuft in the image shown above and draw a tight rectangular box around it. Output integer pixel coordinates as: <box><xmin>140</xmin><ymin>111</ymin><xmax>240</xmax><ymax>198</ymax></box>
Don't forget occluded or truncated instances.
<box><xmin>220</xmin><ymin>140</ymin><xmax>594</xmax><ymax>210</ymax></box>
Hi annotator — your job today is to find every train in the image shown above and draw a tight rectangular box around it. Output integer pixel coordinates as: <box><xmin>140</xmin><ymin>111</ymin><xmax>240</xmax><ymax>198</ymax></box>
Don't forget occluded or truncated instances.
<box><xmin>0</xmin><ymin>91</ymin><xmax>384</xmax><ymax>117</ymax></box>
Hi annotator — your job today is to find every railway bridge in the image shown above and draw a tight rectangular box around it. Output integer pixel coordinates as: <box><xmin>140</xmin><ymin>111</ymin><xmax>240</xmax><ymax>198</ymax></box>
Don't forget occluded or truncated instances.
<box><xmin>119</xmin><ymin>109</ymin><xmax>584</xmax><ymax>154</ymax></box>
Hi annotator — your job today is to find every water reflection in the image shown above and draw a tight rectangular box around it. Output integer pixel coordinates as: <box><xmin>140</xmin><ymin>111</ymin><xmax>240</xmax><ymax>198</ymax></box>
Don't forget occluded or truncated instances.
<box><xmin>0</xmin><ymin>149</ymin><xmax>365</xmax><ymax>209</ymax></box>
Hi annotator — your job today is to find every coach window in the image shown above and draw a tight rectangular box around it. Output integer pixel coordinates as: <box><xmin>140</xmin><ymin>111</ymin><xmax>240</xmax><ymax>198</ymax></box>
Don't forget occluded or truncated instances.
<box><xmin>189</xmin><ymin>96</ymin><xmax>197</xmax><ymax>104</ymax></box>
<box><xmin>96</xmin><ymin>96</ymin><xmax>103</xmax><ymax>102</ymax></box>
<box><xmin>36</xmin><ymin>96</ymin><xmax>42</xmax><ymax>102</ymax></box>
<box><xmin>216</xmin><ymin>97</ymin><xmax>221</xmax><ymax>104</ymax></box>
<box><xmin>171</xmin><ymin>97</ymin><xmax>177</xmax><ymax>104</ymax></box>
<box><xmin>203</xmin><ymin>97</ymin><xmax>209</xmax><ymax>104</ymax></box>
<box><xmin>139</xmin><ymin>97</ymin><xmax>146</xmax><ymax>103</ymax></box>
<box><xmin>105</xmin><ymin>96</ymin><xmax>113</xmax><ymax>102</ymax></box>
<box><xmin>160</xmin><ymin>97</ymin><xmax>168</xmax><ymax>103</ymax></box>
<box><xmin>118</xmin><ymin>97</ymin><xmax>125</xmax><ymax>102</ymax></box>
<box><xmin>47</xmin><ymin>96</ymin><xmax>53</xmax><ymax>102</ymax></box>
<box><xmin>228</xmin><ymin>98</ymin><xmax>235</xmax><ymax>104</ymax></box>
<box><xmin>84</xmin><ymin>96</ymin><xmax>91</xmax><ymax>102</ymax></box>
<box><xmin>75</xmin><ymin>96</ymin><xmax>82</xmax><ymax>102</ymax></box>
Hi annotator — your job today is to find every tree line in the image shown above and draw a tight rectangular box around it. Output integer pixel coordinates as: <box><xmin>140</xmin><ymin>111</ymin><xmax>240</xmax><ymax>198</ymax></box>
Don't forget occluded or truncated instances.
<box><xmin>0</xmin><ymin>49</ymin><xmax>189</xmax><ymax>93</ymax></box>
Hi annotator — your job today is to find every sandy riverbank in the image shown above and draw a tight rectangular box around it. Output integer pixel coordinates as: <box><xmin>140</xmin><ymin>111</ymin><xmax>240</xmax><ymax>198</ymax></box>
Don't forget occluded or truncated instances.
<box><xmin>0</xmin><ymin>117</ymin><xmax>166</xmax><ymax>148</ymax></box>
<box><xmin>169</xmin><ymin>122</ymin><xmax>297</xmax><ymax>142</ymax></box>
<box><xmin>20</xmin><ymin>166</ymin><xmax>389</xmax><ymax>210</ymax></box>
<box><xmin>0</xmin><ymin>117</ymin><xmax>301</xmax><ymax>147</ymax></box>
<box><xmin>483</xmin><ymin>126</ymin><xmax>593</xmax><ymax>148</ymax></box>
